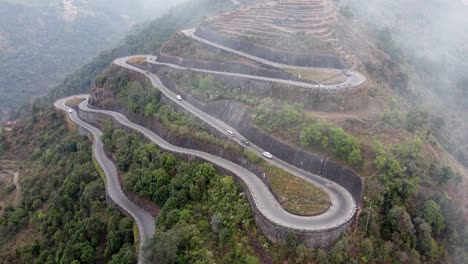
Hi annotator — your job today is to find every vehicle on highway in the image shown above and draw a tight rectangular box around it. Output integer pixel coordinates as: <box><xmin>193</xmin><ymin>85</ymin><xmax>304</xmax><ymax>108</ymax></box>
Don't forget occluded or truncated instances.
<box><xmin>176</xmin><ymin>95</ymin><xmax>183</xmax><ymax>101</ymax></box>
<box><xmin>243</xmin><ymin>139</ymin><xmax>251</xmax><ymax>146</ymax></box>
<box><xmin>68</xmin><ymin>109</ymin><xmax>73</xmax><ymax>114</ymax></box>
<box><xmin>262</xmin><ymin>152</ymin><xmax>273</xmax><ymax>159</ymax></box>
<box><xmin>145</xmin><ymin>71</ymin><xmax>149</xmax><ymax>75</ymax></box>
<box><xmin>342</xmin><ymin>69</ymin><xmax>352</xmax><ymax>77</ymax></box>
<box><xmin>227</xmin><ymin>130</ymin><xmax>235</xmax><ymax>136</ymax></box>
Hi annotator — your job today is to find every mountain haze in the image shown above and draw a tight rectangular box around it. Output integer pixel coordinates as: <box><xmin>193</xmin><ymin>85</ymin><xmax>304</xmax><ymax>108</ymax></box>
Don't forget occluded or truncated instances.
<box><xmin>0</xmin><ymin>0</ymin><xmax>186</xmax><ymax>121</ymax></box>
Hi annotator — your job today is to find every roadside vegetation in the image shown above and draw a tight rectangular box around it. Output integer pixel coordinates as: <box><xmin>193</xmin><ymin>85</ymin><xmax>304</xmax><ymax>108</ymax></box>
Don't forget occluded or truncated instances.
<box><xmin>253</xmin><ymin>96</ymin><xmax>466</xmax><ymax>263</ymax></box>
<box><xmin>262</xmin><ymin>162</ymin><xmax>330</xmax><ymax>216</ymax></box>
<box><xmin>254</xmin><ymin>98</ymin><xmax>363</xmax><ymax>168</ymax></box>
<box><xmin>0</xmin><ymin>108</ymin><xmax>136</xmax><ymax>263</ymax></box>
<box><xmin>99</xmin><ymin>49</ymin><xmax>466</xmax><ymax>264</ymax></box>
<box><xmin>168</xmin><ymin>71</ymin><xmax>260</xmax><ymax>105</ymax></box>
<box><xmin>95</xmin><ymin>67</ymin><xmax>244</xmax><ymax>156</ymax></box>
<box><xmin>102</xmin><ymin>126</ymin><xmax>305</xmax><ymax>263</ymax></box>
<box><xmin>97</xmin><ymin>68</ymin><xmax>332</xmax><ymax>216</ymax></box>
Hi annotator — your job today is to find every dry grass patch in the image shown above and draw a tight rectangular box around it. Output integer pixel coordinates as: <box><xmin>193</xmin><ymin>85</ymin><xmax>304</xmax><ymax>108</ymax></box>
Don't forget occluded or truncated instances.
<box><xmin>285</xmin><ymin>68</ymin><xmax>340</xmax><ymax>82</ymax></box>
<box><xmin>321</xmin><ymin>75</ymin><xmax>348</xmax><ymax>85</ymax></box>
<box><xmin>65</xmin><ymin>97</ymin><xmax>85</xmax><ymax>107</ymax></box>
<box><xmin>261</xmin><ymin>162</ymin><xmax>331</xmax><ymax>216</ymax></box>
<box><xmin>127</xmin><ymin>57</ymin><xmax>146</xmax><ymax>66</ymax></box>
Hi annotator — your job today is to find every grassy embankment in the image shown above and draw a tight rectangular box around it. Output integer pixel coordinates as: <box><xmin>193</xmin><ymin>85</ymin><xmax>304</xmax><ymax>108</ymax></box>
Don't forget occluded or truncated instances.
<box><xmin>285</xmin><ymin>68</ymin><xmax>347</xmax><ymax>84</ymax></box>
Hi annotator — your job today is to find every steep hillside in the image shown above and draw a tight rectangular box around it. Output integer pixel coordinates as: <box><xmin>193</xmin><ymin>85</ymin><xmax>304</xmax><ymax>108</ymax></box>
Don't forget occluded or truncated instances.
<box><xmin>11</xmin><ymin>0</ymin><xmax>235</xmax><ymax>121</ymax></box>
<box><xmin>339</xmin><ymin>0</ymin><xmax>468</xmax><ymax>167</ymax></box>
<box><xmin>111</xmin><ymin>0</ymin><xmax>466</xmax><ymax>262</ymax></box>
<box><xmin>0</xmin><ymin>108</ymin><xmax>137</xmax><ymax>263</ymax></box>
<box><xmin>0</xmin><ymin>0</ymin><xmax>186</xmax><ymax>121</ymax></box>
<box><xmin>3</xmin><ymin>0</ymin><xmax>467</xmax><ymax>263</ymax></box>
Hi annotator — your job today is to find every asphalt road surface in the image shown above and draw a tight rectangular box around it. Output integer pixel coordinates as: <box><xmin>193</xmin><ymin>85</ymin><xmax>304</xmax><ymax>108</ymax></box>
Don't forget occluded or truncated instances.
<box><xmin>54</xmin><ymin>97</ymin><xmax>155</xmax><ymax>264</ymax></box>
<box><xmin>116</xmin><ymin>56</ymin><xmax>357</xmax><ymax>226</ymax></box>
<box><xmin>75</xmin><ymin>94</ymin><xmax>356</xmax><ymax>231</ymax></box>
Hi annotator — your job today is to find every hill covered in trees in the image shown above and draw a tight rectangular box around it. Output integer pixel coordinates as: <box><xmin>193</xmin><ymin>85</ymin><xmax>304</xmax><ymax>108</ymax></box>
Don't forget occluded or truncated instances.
<box><xmin>2</xmin><ymin>0</ymin><xmax>467</xmax><ymax>263</ymax></box>
<box><xmin>0</xmin><ymin>0</ymin><xmax>186</xmax><ymax>121</ymax></box>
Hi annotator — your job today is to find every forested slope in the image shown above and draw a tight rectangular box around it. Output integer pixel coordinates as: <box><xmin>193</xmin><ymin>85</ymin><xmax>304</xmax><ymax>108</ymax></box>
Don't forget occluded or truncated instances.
<box><xmin>12</xmin><ymin>0</ymin><xmax>234</xmax><ymax>120</ymax></box>
<box><xmin>0</xmin><ymin>0</ymin><xmax>186</xmax><ymax>121</ymax></box>
<box><xmin>0</xmin><ymin>108</ymin><xmax>137</xmax><ymax>263</ymax></box>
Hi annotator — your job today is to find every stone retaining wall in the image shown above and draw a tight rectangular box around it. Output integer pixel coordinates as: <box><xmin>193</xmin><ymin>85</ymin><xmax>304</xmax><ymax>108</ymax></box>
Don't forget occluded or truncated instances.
<box><xmin>195</xmin><ymin>26</ymin><xmax>346</xmax><ymax>69</ymax></box>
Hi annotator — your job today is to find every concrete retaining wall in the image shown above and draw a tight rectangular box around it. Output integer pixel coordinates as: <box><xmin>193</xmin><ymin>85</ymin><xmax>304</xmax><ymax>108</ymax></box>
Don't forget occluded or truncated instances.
<box><xmin>195</xmin><ymin>26</ymin><xmax>346</xmax><ymax>69</ymax></box>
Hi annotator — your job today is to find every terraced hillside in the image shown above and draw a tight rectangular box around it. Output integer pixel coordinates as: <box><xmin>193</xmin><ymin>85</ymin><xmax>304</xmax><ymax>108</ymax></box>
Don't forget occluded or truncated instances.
<box><xmin>197</xmin><ymin>0</ymin><xmax>345</xmax><ymax>65</ymax></box>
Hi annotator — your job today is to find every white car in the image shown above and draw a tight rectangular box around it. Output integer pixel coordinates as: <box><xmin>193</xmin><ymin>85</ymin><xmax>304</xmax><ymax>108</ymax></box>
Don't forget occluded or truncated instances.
<box><xmin>68</xmin><ymin>109</ymin><xmax>73</xmax><ymax>114</ymax></box>
<box><xmin>176</xmin><ymin>95</ymin><xmax>183</xmax><ymax>101</ymax></box>
<box><xmin>262</xmin><ymin>152</ymin><xmax>273</xmax><ymax>159</ymax></box>
<box><xmin>227</xmin><ymin>130</ymin><xmax>234</xmax><ymax>136</ymax></box>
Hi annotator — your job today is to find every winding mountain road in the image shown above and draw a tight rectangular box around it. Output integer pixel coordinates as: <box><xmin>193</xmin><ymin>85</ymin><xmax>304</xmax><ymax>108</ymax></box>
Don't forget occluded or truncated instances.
<box><xmin>75</xmin><ymin>93</ymin><xmax>356</xmax><ymax>232</ymax></box>
<box><xmin>53</xmin><ymin>53</ymin><xmax>358</xmax><ymax>261</ymax></box>
<box><xmin>181</xmin><ymin>28</ymin><xmax>367</xmax><ymax>89</ymax></box>
<box><xmin>53</xmin><ymin>21</ymin><xmax>364</xmax><ymax>260</ymax></box>
<box><xmin>54</xmin><ymin>97</ymin><xmax>155</xmax><ymax>264</ymax></box>
<box><xmin>114</xmin><ymin>56</ymin><xmax>357</xmax><ymax>223</ymax></box>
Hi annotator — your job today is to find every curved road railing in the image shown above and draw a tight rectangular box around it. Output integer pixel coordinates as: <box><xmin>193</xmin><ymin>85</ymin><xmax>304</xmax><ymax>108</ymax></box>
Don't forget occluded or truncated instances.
<box><xmin>54</xmin><ymin>97</ymin><xmax>155</xmax><ymax>264</ymax></box>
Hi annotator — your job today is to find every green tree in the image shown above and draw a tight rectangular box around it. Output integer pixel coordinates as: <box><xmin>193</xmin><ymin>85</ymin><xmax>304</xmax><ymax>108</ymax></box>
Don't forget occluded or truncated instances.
<box><xmin>421</xmin><ymin>200</ymin><xmax>445</xmax><ymax>235</ymax></box>
<box><xmin>348</xmin><ymin>148</ymin><xmax>363</xmax><ymax>166</ymax></box>
<box><xmin>109</xmin><ymin>244</ymin><xmax>137</xmax><ymax>264</ymax></box>
<box><xmin>383</xmin><ymin>206</ymin><xmax>415</xmax><ymax>246</ymax></box>
<box><xmin>300</xmin><ymin>124</ymin><xmax>322</xmax><ymax>146</ymax></box>
<box><xmin>286</xmin><ymin>232</ymin><xmax>297</xmax><ymax>252</ymax></box>
<box><xmin>406</xmin><ymin>109</ymin><xmax>429</xmax><ymax>132</ymax></box>
<box><xmin>146</xmin><ymin>230</ymin><xmax>181</xmax><ymax>264</ymax></box>
<box><xmin>277</xmin><ymin>103</ymin><xmax>303</xmax><ymax>127</ymax></box>
<box><xmin>415</xmin><ymin>220</ymin><xmax>439</xmax><ymax>259</ymax></box>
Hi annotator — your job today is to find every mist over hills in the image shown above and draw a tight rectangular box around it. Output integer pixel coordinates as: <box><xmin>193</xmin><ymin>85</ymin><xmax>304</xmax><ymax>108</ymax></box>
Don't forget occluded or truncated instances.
<box><xmin>0</xmin><ymin>0</ymin><xmax>186</xmax><ymax>121</ymax></box>
<box><xmin>340</xmin><ymin>0</ymin><xmax>468</xmax><ymax>165</ymax></box>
